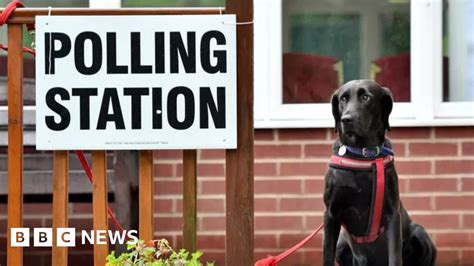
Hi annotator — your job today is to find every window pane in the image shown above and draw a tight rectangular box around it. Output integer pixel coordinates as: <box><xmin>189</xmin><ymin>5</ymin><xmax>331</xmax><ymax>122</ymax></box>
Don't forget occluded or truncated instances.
<box><xmin>282</xmin><ymin>0</ymin><xmax>410</xmax><ymax>104</ymax></box>
<box><xmin>443</xmin><ymin>0</ymin><xmax>474</xmax><ymax>102</ymax></box>
<box><xmin>122</xmin><ymin>0</ymin><xmax>224</xmax><ymax>7</ymax></box>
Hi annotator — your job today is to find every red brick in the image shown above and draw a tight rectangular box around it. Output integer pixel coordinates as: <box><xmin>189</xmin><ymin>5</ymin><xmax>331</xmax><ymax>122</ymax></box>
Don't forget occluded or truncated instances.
<box><xmin>153</xmin><ymin>150</ymin><xmax>182</xmax><ymax>160</ymax></box>
<box><xmin>255</xmin><ymin>179</ymin><xmax>301</xmax><ymax>194</ymax></box>
<box><xmin>255</xmin><ymin>216</ymin><xmax>303</xmax><ymax>230</ymax></box>
<box><xmin>303</xmin><ymin>179</ymin><xmax>325</xmax><ymax>193</ymax></box>
<box><xmin>154</xmin><ymin>180</ymin><xmax>182</xmax><ymax>195</ymax></box>
<box><xmin>71</xmin><ymin>203</ymin><xmax>92</xmax><ymax>214</ymax></box>
<box><xmin>200</xmin><ymin>180</ymin><xmax>225</xmax><ymax>195</ymax></box>
<box><xmin>24</xmin><ymin>203</ymin><xmax>52</xmax><ymax>215</ymax></box>
<box><xmin>436</xmin><ymin>196</ymin><xmax>474</xmax><ymax>210</ymax></box>
<box><xmin>153</xmin><ymin>199</ymin><xmax>174</xmax><ymax>213</ymax></box>
<box><xmin>305</xmin><ymin>215</ymin><xmax>325</xmax><ymax>230</ymax></box>
<box><xmin>255</xmin><ymin>198</ymin><xmax>278</xmax><ymax>212</ymax></box>
<box><xmin>461</xmin><ymin>250</ymin><xmax>474</xmax><ymax>264</ymax></box>
<box><xmin>197</xmin><ymin>163</ymin><xmax>224</xmax><ymax>177</ymax></box>
<box><xmin>392</xmin><ymin>143</ymin><xmax>406</xmax><ymax>157</ymax></box>
<box><xmin>197</xmin><ymin>198</ymin><xmax>224</xmax><ymax>213</ymax></box>
<box><xmin>255</xmin><ymin>144</ymin><xmax>301</xmax><ymax>159</ymax></box>
<box><xmin>462</xmin><ymin>142</ymin><xmax>474</xmax><ymax>155</ymax></box>
<box><xmin>254</xmin><ymin>234</ymin><xmax>277</xmax><ymax>249</ymax></box>
<box><xmin>201</xmin><ymin>216</ymin><xmax>225</xmax><ymax>231</ymax></box>
<box><xmin>280</xmin><ymin>198</ymin><xmax>324</xmax><ymax>212</ymax></box>
<box><xmin>255</xmin><ymin>129</ymin><xmax>275</xmax><ymax>140</ymax></box>
<box><xmin>409</xmin><ymin>143</ymin><xmax>458</xmax><ymax>156</ymax></box>
<box><xmin>197</xmin><ymin>235</ymin><xmax>225</xmax><ymax>249</ymax></box>
<box><xmin>436</xmin><ymin>160</ymin><xmax>474</xmax><ymax>174</ymax></box>
<box><xmin>154</xmin><ymin>217</ymin><xmax>182</xmax><ymax>231</ymax></box>
<box><xmin>436</xmin><ymin>232</ymin><xmax>474</xmax><ymax>247</ymax></box>
<box><xmin>280</xmin><ymin>162</ymin><xmax>327</xmax><ymax>176</ymax></box>
<box><xmin>436</xmin><ymin>250</ymin><xmax>460</xmax><ymax>266</ymax></box>
<box><xmin>396</xmin><ymin>161</ymin><xmax>431</xmax><ymax>175</ymax></box>
<box><xmin>304</xmin><ymin>251</ymin><xmax>324</xmax><ymax>264</ymax></box>
<box><xmin>398</xmin><ymin>178</ymin><xmax>409</xmax><ymax>193</ymax></box>
<box><xmin>280</xmin><ymin>233</ymin><xmax>322</xmax><ymax>249</ymax></box>
<box><xmin>408</xmin><ymin>178</ymin><xmax>458</xmax><ymax>192</ymax></box>
<box><xmin>69</xmin><ymin>218</ymin><xmax>93</xmax><ymax>231</ymax></box>
<box><xmin>411</xmin><ymin>214</ymin><xmax>459</xmax><ymax>229</ymax></box>
<box><xmin>278</xmin><ymin>129</ymin><xmax>327</xmax><ymax>141</ymax></box>
<box><xmin>200</xmin><ymin>149</ymin><xmax>224</xmax><ymax>160</ymax></box>
<box><xmin>153</xmin><ymin>163</ymin><xmax>174</xmax><ymax>177</ymax></box>
<box><xmin>255</xmin><ymin>163</ymin><xmax>277</xmax><ymax>176</ymax></box>
<box><xmin>463</xmin><ymin>214</ymin><xmax>474</xmax><ymax>228</ymax></box>
<box><xmin>461</xmin><ymin>177</ymin><xmax>474</xmax><ymax>191</ymax></box>
<box><xmin>387</xmin><ymin>127</ymin><xmax>431</xmax><ymax>139</ymax></box>
<box><xmin>435</xmin><ymin>127</ymin><xmax>474</xmax><ymax>138</ymax></box>
<box><xmin>401</xmin><ymin>196</ymin><xmax>432</xmax><ymax>210</ymax></box>
<box><xmin>0</xmin><ymin>203</ymin><xmax>6</xmax><ymax>213</ymax></box>
<box><xmin>304</xmin><ymin>144</ymin><xmax>333</xmax><ymax>158</ymax></box>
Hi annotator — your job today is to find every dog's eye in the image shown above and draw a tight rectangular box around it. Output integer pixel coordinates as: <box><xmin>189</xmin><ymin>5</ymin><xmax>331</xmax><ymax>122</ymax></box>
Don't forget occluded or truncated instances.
<box><xmin>361</xmin><ymin>95</ymin><xmax>370</xmax><ymax>101</ymax></box>
<box><xmin>340</xmin><ymin>96</ymin><xmax>348</xmax><ymax>102</ymax></box>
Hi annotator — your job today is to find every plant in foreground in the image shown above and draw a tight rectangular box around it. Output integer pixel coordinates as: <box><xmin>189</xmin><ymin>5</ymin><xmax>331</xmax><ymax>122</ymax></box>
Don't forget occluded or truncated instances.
<box><xmin>106</xmin><ymin>239</ymin><xmax>215</xmax><ymax>266</ymax></box>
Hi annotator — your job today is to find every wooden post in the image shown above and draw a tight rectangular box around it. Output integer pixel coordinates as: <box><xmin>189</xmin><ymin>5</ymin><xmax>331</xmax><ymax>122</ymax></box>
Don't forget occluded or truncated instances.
<box><xmin>182</xmin><ymin>150</ymin><xmax>197</xmax><ymax>252</ymax></box>
<box><xmin>92</xmin><ymin>151</ymin><xmax>108</xmax><ymax>265</ymax></box>
<box><xmin>52</xmin><ymin>151</ymin><xmax>69</xmax><ymax>265</ymax></box>
<box><xmin>225</xmin><ymin>0</ymin><xmax>254</xmax><ymax>265</ymax></box>
<box><xmin>139</xmin><ymin>150</ymin><xmax>154</xmax><ymax>241</ymax></box>
<box><xmin>7</xmin><ymin>23</ymin><xmax>24</xmax><ymax>266</ymax></box>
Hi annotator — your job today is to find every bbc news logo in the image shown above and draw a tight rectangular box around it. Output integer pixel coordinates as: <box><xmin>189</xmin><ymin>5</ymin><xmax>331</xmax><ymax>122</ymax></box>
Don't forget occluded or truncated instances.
<box><xmin>10</xmin><ymin>228</ymin><xmax>138</xmax><ymax>247</ymax></box>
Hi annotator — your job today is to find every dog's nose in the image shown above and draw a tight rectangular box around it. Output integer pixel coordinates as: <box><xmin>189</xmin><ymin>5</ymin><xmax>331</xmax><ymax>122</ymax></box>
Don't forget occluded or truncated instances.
<box><xmin>341</xmin><ymin>115</ymin><xmax>353</xmax><ymax>124</ymax></box>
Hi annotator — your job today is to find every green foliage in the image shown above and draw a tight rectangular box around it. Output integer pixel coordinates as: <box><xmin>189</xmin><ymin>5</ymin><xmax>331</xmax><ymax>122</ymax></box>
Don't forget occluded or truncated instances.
<box><xmin>106</xmin><ymin>239</ymin><xmax>215</xmax><ymax>266</ymax></box>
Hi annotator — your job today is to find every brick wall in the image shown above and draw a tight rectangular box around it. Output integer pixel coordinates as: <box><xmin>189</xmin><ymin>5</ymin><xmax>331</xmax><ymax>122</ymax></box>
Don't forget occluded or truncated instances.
<box><xmin>0</xmin><ymin>126</ymin><xmax>473</xmax><ymax>265</ymax></box>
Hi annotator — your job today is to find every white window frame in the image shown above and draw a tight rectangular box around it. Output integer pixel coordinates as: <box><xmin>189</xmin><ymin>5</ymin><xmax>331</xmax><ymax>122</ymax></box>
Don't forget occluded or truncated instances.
<box><xmin>254</xmin><ymin>0</ymin><xmax>474</xmax><ymax>128</ymax></box>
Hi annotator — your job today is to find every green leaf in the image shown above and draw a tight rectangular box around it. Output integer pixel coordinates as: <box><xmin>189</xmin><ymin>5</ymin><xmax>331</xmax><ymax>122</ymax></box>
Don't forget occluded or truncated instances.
<box><xmin>191</xmin><ymin>251</ymin><xmax>203</xmax><ymax>260</ymax></box>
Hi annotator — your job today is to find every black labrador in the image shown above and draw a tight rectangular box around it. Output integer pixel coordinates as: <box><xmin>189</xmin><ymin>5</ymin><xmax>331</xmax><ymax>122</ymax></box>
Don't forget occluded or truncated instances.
<box><xmin>323</xmin><ymin>80</ymin><xmax>436</xmax><ymax>266</ymax></box>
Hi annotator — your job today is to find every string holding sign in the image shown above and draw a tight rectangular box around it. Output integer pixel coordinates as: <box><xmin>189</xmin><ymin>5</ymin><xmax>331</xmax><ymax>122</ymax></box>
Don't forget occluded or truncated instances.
<box><xmin>219</xmin><ymin>7</ymin><xmax>253</xmax><ymax>25</ymax></box>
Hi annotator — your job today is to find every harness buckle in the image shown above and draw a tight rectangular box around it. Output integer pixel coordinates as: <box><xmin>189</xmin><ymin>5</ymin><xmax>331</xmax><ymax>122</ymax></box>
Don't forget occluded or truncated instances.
<box><xmin>362</xmin><ymin>146</ymin><xmax>380</xmax><ymax>157</ymax></box>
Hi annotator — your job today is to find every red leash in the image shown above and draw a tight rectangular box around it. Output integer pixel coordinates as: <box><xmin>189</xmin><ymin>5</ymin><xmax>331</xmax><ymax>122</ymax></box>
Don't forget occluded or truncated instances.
<box><xmin>1</xmin><ymin>1</ymin><xmax>127</xmax><ymax>236</ymax></box>
<box><xmin>0</xmin><ymin>43</ymin><xmax>35</xmax><ymax>56</ymax></box>
<box><xmin>254</xmin><ymin>223</ymin><xmax>324</xmax><ymax>266</ymax></box>
<box><xmin>75</xmin><ymin>151</ymin><xmax>127</xmax><ymax>235</ymax></box>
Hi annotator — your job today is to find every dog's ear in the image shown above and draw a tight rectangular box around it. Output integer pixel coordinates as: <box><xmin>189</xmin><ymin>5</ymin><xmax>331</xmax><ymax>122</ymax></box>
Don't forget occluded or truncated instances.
<box><xmin>381</xmin><ymin>87</ymin><xmax>393</xmax><ymax>131</ymax></box>
<box><xmin>331</xmin><ymin>89</ymin><xmax>340</xmax><ymax>132</ymax></box>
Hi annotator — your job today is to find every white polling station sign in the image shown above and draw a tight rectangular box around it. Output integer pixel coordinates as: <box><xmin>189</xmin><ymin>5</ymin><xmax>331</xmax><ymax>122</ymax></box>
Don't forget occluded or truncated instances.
<box><xmin>35</xmin><ymin>15</ymin><xmax>237</xmax><ymax>150</ymax></box>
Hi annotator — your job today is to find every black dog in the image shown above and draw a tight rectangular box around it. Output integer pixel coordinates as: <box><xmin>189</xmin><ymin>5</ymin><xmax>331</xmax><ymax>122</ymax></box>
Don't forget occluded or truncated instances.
<box><xmin>323</xmin><ymin>80</ymin><xmax>436</xmax><ymax>266</ymax></box>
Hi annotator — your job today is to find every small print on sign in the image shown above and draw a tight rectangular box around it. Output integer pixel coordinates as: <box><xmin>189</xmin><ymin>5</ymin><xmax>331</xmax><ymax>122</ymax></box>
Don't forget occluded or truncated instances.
<box><xmin>35</xmin><ymin>15</ymin><xmax>236</xmax><ymax>150</ymax></box>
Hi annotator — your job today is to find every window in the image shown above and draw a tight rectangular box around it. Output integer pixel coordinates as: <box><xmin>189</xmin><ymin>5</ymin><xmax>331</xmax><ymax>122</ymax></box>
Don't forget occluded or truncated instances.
<box><xmin>433</xmin><ymin>0</ymin><xmax>474</xmax><ymax>120</ymax></box>
<box><xmin>255</xmin><ymin>0</ymin><xmax>474</xmax><ymax>128</ymax></box>
<box><xmin>282</xmin><ymin>0</ymin><xmax>410</xmax><ymax>104</ymax></box>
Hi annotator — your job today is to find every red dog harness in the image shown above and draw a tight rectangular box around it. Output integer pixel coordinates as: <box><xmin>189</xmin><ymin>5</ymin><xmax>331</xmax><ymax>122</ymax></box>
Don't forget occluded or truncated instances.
<box><xmin>330</xmin><ymin>154</ymin><xmax>394</xmax><ymax>243</ymax></box>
